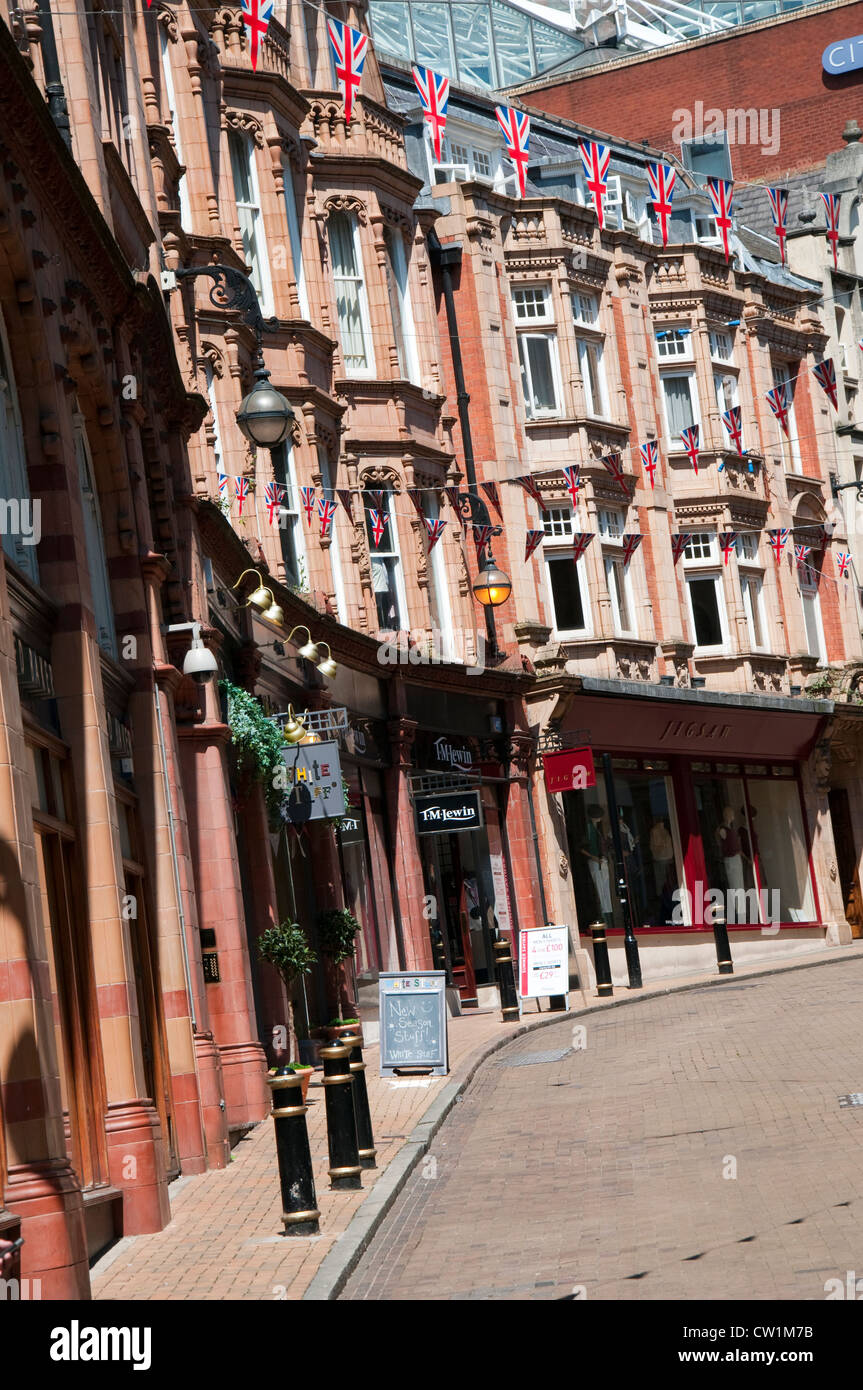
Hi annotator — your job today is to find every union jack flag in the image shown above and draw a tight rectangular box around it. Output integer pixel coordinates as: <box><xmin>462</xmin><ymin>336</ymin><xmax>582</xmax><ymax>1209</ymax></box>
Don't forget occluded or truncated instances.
<box><xmin>622</xmin><ymin>533</ymin><xmax>643</xmax><ymax>565</ymax></box>
<box><xmin>234</xmin><ymin>475</ymin><xmax>250</xmax><ymax>516</ymax></box>
<box><xmin>217</xmin><ymin>471</ymin><xmax>229</xmax><ymax>500</ymax></box>
<box><xmin>326</xmin><ymin>17</ymin><xmax>368</xmax><ymax>124</ymax></box>
<box><xmin>445</xmin><ymin>486</ymin><xmax>463</xmax><ymax>517</ymax></box>
<box><xmin>721</xmin><ymin>404</ymin><xmax>744</xmax><ymax>455</ymax></box>
<box><xmin>563</xmin><ymin>465</ymin><xmax>581</xmax><ymax>509</ymax></box>
<box><xmin>680</xmin><ymin>424</ymin><xmax>700</xmax><ymax>474</ymax></box>
<box><xmin>412</xmin><ymin>65</ymin><xmax>449</xmax><ymax>164</ymax></box>
<box><xmin>472</xmin><ymin>524</ymin><xmax>493</xmax><ymax>562</ymax></box>
<box><xmin>837</xmin><ymin>551</ymin><xmax>852</xmax><ymax>578</ymax></box>
<box><xmin>572</xmin><ymin>532</ymin><xmax>594</xmax><ymax>562</ymax></box>
<box><xmin>511</xmin><ymin>474</ymin><xmax>548</xmax><ymax>514</ymax></box>
<box><xmin>639</xmin><ymin>440</ymin><xmax>659</xmax><ymax>489</ymax></box>
<box><xmin>481</xmin><ymin>480</ymin><xmax>502</xmax><ymax>518</ymax></box>
<box><xmin>766</xmin><ymin>383</ymin><xmax>791</xmax><ymax>436</ymax></box>
<box><xmin>300</xmin><ymin>485</ymin><xmax>316</xmax><ymax>525</ymax></box>
<box><xmin>337</xmin><ymin>488</ymin><xmax>354</xmax><ymax>519</ymax></box>
<box><xmin>821</xmin><ymin>192</ymin><xmax>841</xmax><ymax>268</ymax></box>
<box><xmin>813</xmin><ymin>358</ymin><xmax>839</xmax><ymax>410</ymax></box>
<box><xmin>795</xmin><ymin>543</ymin><xmax>812</xmax><ymax>569</ymax></box>
<box><xmin>646</xmin><ymin>161</ymin><xmax>676</xmax><ymax>247</ymax></box>
<box><xmin>264</xmin><ymin>480</ymin><xmax>283</xmax><ymax>525</ymax></box>
<box><xmin>767</xmin><ymin>528</ymin><xmax>789</xmax><ymax>562</ymax></box>
<box><xmin>407</xmin><ymin>487</ymin><xmax>425</xmax><ymax>516</ymax></box>
<box><xmin>580</xmin><ymin>141</ymin><xmax>611</xmax><ymax>230</ymax></box>
<box><xmin>601</xmin><ymin>452</ymin><xmax>629</xmax><ymax>494</ymax></box>
<box><xmin>525</xmin><ymin>529</ymin><xmax>544</xmax><ymax>562</ymax></box>
<box><xmin>241</xmin><ymin>0</ymin><xmax>274</xmax><ymax>73</ymax></box>
<box><xmin>424</xmin><ymin>517</ymin><xmax>447</xmax><ymax>551</ymax></box>
<box><xmin>707</xmin><ymin>178</ymin><xmax>734</xmax><ymax>262</ymax></box>
<box><xmin>766</xmin><ymin>187</ymin><xmax>789</xmax><ymax>265</ymax></box>
<box><xmin>719</xmin><ymin>532</ymin><xmax>738</xmax><ymax>566</ymax></box>
<box><xmin>318</xmin><ymin>496</ymin><xmax>338</xmax><ymax>539</ymax></box>
<box><xmin>671</xmin><ymin>532</ymin><xmax>692</xmax><ymax>565</ymax></box>
<box><xmin>495</xmin><ymin>105</ymin><xmax>530</xmax><ymax>199</ymax></box>
<box><xmin>368</xmin><ymin>508</ymin><xmax>387</xmax><ymax>547</ymax></box>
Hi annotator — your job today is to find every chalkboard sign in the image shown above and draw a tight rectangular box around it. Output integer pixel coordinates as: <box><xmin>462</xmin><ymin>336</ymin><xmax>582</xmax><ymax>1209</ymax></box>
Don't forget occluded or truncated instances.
<box><xmin>378</xmin><ymin>972</ymin><xmax>448</xmax><ymax>1077</ymax></box>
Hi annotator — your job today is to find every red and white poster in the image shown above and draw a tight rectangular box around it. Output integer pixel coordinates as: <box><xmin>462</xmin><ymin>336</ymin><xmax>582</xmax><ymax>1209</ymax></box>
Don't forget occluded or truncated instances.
<box><xmin>519</xmin><ymin>925</ymin><xmax>569</xmax><ymax>1000</ymax></box>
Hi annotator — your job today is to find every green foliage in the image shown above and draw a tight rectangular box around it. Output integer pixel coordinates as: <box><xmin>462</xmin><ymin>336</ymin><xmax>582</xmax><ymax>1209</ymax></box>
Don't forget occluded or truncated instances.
<box><xmin>317</xmin><ymin>907</ymin><xmax>360</xmax><ymax>963</ymax></box>
<box><xmin>257</xmin><ymin>921</ymin><xmax>317</xmax><ymax>985</ymax></box>
<box><xmin>327</xmin><ymin>1017</ymin><xmax>359</xmax><ymax>1027</ymax></box>
<box><xmin>220</xmin><ymin>679</ymin><xmax>286</xmax><ymax>818</ymax></box>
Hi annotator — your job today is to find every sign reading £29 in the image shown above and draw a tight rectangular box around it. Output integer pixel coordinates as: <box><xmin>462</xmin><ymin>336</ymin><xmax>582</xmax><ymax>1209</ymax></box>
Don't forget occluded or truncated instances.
<box><xmin>823</xmin><ymin>35</ymin><xmax>863</xmax><ymax>73</ymax></box>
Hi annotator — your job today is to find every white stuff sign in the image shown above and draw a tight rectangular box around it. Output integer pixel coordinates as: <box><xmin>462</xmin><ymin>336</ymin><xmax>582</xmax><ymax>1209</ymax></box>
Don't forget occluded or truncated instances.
<box><xmin>519</xmin><ymin>925</ymin><xmax>569</xmax><ymax>999</ymax></box>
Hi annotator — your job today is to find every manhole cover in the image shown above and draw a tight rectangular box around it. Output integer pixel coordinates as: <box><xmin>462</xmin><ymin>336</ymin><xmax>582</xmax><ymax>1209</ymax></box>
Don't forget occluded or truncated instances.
<box><xmin>498</xmin><ymin>1048</ymin><xmax>571</xmax><ymax>1068</ymax></box>
<box><xmin>838</xmin><ymin>1094</ymin><xmax>863</xmax><ymax>1107</ymax></box>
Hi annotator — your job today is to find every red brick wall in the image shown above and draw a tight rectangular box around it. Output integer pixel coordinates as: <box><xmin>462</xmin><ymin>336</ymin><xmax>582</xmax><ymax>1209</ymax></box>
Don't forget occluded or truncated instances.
<box><xmin>525</xmin><ymin>2</ymin><xmax>863</xmax><ymax>181</ymax></box>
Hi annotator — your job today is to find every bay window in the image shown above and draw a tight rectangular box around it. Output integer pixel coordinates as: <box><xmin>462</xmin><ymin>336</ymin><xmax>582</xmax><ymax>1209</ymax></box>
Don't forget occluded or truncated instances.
<box><xmin>384</xmin><ymin>225</ymin><xmax>420</xmax><ymax>383</ymax></box>
<box><xmin>366</xmin><ymin>489</ymin><xmax>408</xmax><ymax>630</ymax></box>
<box><xmin>683</xmin><ymin>532</ymin><xmax>726</xmax><ymax>652</ymax></box>
<box><xmin>330</xmin><ymin>211</ymin><xmax>374</xmax><ymax>376</ymax></box>
<box><xmin>657</xmin><ymin>328</ymin><xmax>699</xmax><ymax>445</ymax></box>
<box><xmin>281</xmin><ymin>160</ymin><xmax>309</xmax><ymax>319</ymax></box>
<box><xmin>228</xmin><ymin>129</ymin><xmax>273</xmax><ymax>314</ymax></box>
<box><xmin>513</xmin><ymin>285</ymin><xmax>561</xmax><ymax>419</ymax></box>
<box><xmin>543</xmin><ymin>507</ymin><xmax>590</xmax><ymax>635</ymax></box>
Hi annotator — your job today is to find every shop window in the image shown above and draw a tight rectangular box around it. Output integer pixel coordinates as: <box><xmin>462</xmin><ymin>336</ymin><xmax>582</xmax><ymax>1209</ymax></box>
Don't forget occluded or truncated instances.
<box><xmin>365</xmin><ymin>487</ymin><xmax>408</xmax><ymax>630</ymax></box>
<box><xmin>0</xmin><ymin>312</ymin><xmax>39</xmax><ymax>584</ymax></box>
<box><xmin>329</xmin><ymin>210</ymin><xmax>374</xmax><ymax>375</ymax></box>
<box><xmin>228</xmin><ymin>129</ymin><xmax>273</xmax><ymax>315</ymax></box>
<box><xmin>384</xmin><ymin>225</ymin><xmax>420</xmax><ymax>383</ymax></box>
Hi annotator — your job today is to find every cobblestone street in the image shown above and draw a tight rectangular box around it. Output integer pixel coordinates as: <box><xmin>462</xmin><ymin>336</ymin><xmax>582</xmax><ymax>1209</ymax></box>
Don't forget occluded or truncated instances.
<box><xmin>341</xmin><ymin>958</ymin><xmax>863</xmax><ymax>1301</ymax></box>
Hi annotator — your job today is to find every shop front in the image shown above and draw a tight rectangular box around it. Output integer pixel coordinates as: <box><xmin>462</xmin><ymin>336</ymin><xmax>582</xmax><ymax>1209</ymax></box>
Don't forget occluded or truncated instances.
<box><xmin>548</xmin><ymin>680</ymin><xmax>839</xmax><ymax>982</ymax></box>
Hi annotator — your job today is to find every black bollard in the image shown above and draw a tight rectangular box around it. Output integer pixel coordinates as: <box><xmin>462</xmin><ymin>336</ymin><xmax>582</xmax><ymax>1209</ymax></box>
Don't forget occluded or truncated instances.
<box><xmin>590</xmin><ymin>920</ymin><xmax>614</xmax><ymax>997</ymax></box>
<box><xmin>493</xmin><ymin>937</ymin><xmax>520</xmax><ymax>1021</ymax></box>
<box><xmin>319</xmin><ymin>1042</ymin><xmax>362</xmax><ymax>1190</ymax></box>
<box><xmin>341</xmin><ymin>1030</ymin><xmax>377</xmax><ymax>1169</ymax></box>
<box><xmin>267</xmin><ymin>1067</ymin><xmax>320</xmax><ymax>1236</ymax></box>
<box><xmin>711</xmin><ymin>905</ymin><xmax>734</xmax><ymax>976</ymax></box>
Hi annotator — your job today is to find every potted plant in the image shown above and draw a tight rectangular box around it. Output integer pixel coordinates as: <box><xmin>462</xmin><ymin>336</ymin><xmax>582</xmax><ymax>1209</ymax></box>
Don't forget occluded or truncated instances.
<box><xmin>315</xmin><ymin>907</ymin><xmax>361</xmax><ymax>1037</ymax></box>
<box><xmin>258</xmin><ymin>921</ymin><xmax>317</xmax><ymax>1099</ymax></box>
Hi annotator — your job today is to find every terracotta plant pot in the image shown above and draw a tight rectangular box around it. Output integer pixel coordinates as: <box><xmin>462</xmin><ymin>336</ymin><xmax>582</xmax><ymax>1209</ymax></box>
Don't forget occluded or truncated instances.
<box><xmin>320</xmin><ymin>1022</ymin><xmax>363</xmax><ymax>1048</ymax></box>
<box><xmin>294</xmin><ymin>1066</ymin><xmax>313</xmax><ymax>1102</ymax></box>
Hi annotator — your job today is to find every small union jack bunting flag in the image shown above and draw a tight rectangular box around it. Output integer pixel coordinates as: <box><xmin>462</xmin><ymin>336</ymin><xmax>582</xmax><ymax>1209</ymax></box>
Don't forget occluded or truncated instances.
<box><xmin>412</xmin><ymin>66</ymin><xmax>450</xmax><ymax>163</ymax></box>
<box><xmin>795</xmin><ymin>543</ymin><xmax>812</xmax><ymax>569</ymax></box>
<box><xmin>719</xmin><ymin>532</ymin><xmax>738</xmax><ymax>566</ymax></box>
<box><xmin>622</xmin><ymin>533</ymin><xmax>643</xmax><ymax>565</ymax></box>
<box><xmin>300</xmin><ymin>485</ymin><xmax>316</xmax><ymax>525</ymax></box>
<box><xmin>766</xmin><ymin>187</ymin><xmax>789</xmax><ymax>266</ymax></box>
<box><xmin>721</xmin><ymin>404</ymin><xmax>744</xmax><ymax>455</ymax></box>
<box><xmin>639</xmin><ymin>440</ymin><xmax>659</xmax><ymax>489</ymax></box>
<box><xmin>680</xmin><ymin>424</ymin><xmax>700</xmax><ymax>474</ymax></box>
<box><xmin>572</xmin><ymin>532</ymin><xmax>594</xmax><ymax>562</ymax></box>
<box><xmin>424</xmin><ymin>517</ymin><xmax>447</xmax><ymax>551</ymax></box>
<box><xmin>241</xmin><ymin>0</ymin><xmax>274</xmax><ymax>72</ymax></box>
<box><xmin>407</xmin><ymin>487</ymin><xmax>425</xmax><ymax>516</ymax></box>
<box><xmin>318</xmin><ymin>496</ymin><xmax>338</xmax><ymax>540</ymax></box>
<box><xmin>601</xmin><ymin>452</ymin><xmax>629</xmax><ymax>494</ymax></box>
<box><xmin>217</xmin><ymin>471</ymin><xmax>229</xmax><ymax>500</ymax></box>
<box><xmin>647</xmin><ymin>162</ymin><xmax>676</xmax><ymax>247</ymax></box>
<box><xmin>326</xmin><ymin>17</ymin><xmax>368</xmax><ymax>124</ymax></box>
<box><xmin>708</xmin><ymin>178</ymin><xmax>734</xmax><ymax>262</ymax></box>
<box><xmin>234</xmin><ymin>475</ymin><xmax>250</xmax><ymax>517</ymax></box>
<box><xmin>821</xmin><ymin>192</ymin><xmax>841</xmax><ymax>268</ymax></box>
<box><xmin>837</xmin><ymin>551</ymin><xmax>852</xmax><ymax>578</ymax></box>
<box><xmin>511</xmin><ymin>474</ymin><xmax>548</xmax><ymax>514</ymax></box>
<box><xmin>264</xmin><ymin>480</ymin><xmax>283</xmax><ymax>525</ymax></box>
<box><xmin>525</xmin><ymin>529</ymin><xmax>545</xmax><ymax>562</ymax></box>
<box><xmin>813</xmin><ymin>358</ymin><xmax>839</xmax><ymax>409</ymax></box>
<box><xmin>445</xmin><ymin>486</ymin><xmax>463</xmax><ymax>517</ymax></box>
<box><xmin>767</xmin><ymin>528</ymin><xmax>789</xmax><ymax>562</ymax></box>
<box><xmin>766</xmin><ymin>382</ymin><xmax>791</xmax><ymax>436</ymax></box>
<box><xmin>580</xmin><ymin>141</ymin><xmax>612</xmax><ymax>229</ymax></box>
<box><xmin>367</xmin><ymin>489</ymin><xmax>386</xmax><ymax>513</ymax></box>
<box><xmin>472</xmin><ymin>524</ymin><xmax>493</xmax><ymax>562</ymax></box>
<box><xmin>368</xmin><ymin>508</ymin><xmax>387</xmax><ymax>547</ymax></box>
<box><xmin>481</xmin><ymin>480</ymin><xmax>502</xmax><ymax>518</ymax></box>
<box><xmin>563</xmin><ymin>465</ymin><xmax>581</xmax><ymax>509</ymax></box>
<box><xmin>671</xmin><ymin>532</ymin><xmax>692</xmax><ymax>565</ymax></box>
<box><xmin>495</xmin><ymin>105</ymin><xmax>530</xmax><ymax>199</ymax></box>
<box><xmin>337</xmin><ymin>488</ymin><xmax>354</xmax><ymax>519</ymax></box>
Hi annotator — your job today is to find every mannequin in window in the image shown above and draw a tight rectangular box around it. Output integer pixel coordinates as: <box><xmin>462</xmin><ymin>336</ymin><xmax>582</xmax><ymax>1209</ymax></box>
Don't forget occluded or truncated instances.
<box><xmin>650</xmin><ymin>817</ymin><xmax>674</xmax><ymax>897</ymax></box>
<box><xmin>581</xmin><ymin>803</ymin><xmax>613</xmax><ymax>924</ymax></box>
<box><xmin>716</xmin><ymin>805</ymin><xmax>744</xmax><ymax>892</ymax></box>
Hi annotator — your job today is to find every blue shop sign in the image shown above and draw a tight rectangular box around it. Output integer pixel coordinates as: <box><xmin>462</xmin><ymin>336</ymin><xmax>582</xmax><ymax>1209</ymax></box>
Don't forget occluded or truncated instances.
<box><xmin>823</xmin><ymin>35</ymin><xmax>863</xmax><ymax>74</ymax></box>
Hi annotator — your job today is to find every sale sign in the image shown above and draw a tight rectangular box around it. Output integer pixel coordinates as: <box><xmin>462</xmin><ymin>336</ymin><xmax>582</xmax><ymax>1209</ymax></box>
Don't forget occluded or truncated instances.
<box><xmin>543</xmin><ymin>746</ymin><xmax>596</xmax><ymax>793</ymax></box>
<box><xmin>519</xmin><ymin>925</ymin><xmax>569</xmax><ymax>1000</ymax></box>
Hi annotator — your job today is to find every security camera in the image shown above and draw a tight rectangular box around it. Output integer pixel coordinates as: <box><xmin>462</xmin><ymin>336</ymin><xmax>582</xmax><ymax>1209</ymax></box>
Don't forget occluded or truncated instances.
<box><xmin>183</xmin><ymin>639</ymin><xmax>218</xmax><ymax>683</ymax></box>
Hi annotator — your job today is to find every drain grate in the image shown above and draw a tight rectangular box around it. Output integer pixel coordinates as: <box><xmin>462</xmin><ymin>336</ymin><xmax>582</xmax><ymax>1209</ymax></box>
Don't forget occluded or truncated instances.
<box><xmin>498</xmin><ymin>1047</ymin><xmax>572</xmax><ymax>1068</ymax></box>
<box><xmin>838</xmin><ymin>1094</ymin><xmax>863</xmax><ymax>1107</ymax></box>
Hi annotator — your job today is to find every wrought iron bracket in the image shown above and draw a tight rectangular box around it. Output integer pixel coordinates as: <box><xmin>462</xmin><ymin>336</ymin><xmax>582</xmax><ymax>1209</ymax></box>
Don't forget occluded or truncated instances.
<box><xmin>175</xmin><ymin>264</ymin><xmax>278</xmax><ymax>364</ymax></box>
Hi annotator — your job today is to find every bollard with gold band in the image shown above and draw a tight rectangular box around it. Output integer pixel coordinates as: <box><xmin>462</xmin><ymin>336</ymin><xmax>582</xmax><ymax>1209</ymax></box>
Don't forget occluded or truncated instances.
<box><xmin>493</xmin><ymin>936</ymin><xmax>520</xmax><ymax>1021</ymax></box>
<box><xmin>340</xmin><ymin>1030</ymin><xmax>377</xmax><ymax>1169</ymax></box>
<box><xmin>711</xmin><ymin>905</ymin><xmax>734</xmax><ymax>976</ymax></box>
<box><xmin>590</xmin><ymin>921</ymin><xmax>614</xmax><ymax>997</ymax></box>
<box><xmin>267</xmin><ymin>1066</ymin><xmax>320</xmax><ymax>1236</ymax></box>
<box><xmin>319</xmin><ymin>1042</ymin><xmax>362</xmax><ymax>1190</ymax></box>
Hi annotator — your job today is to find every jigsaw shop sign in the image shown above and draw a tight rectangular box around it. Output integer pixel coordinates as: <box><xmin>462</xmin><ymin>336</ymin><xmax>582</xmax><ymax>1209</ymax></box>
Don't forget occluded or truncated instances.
<box><xmin>279</xmin><ymin>739</ymin><xmax>345</xmax><ymax>825</ymax></box>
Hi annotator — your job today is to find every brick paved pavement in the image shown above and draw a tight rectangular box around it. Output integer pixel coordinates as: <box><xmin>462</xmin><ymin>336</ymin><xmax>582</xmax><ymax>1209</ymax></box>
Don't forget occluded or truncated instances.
<box><xmin>341</xmin><ymin>958</ymin><xmax>863</xmax><ymax>1301</ymax></box>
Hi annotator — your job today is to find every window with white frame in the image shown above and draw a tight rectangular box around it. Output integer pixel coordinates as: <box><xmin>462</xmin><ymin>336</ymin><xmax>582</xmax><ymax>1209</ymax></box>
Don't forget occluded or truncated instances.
<box><xmin>660</xmin><ymin>367</ymin><xmax>700</xmax><ymax>442</ymax></box>
<box><xmin>228</xmin><ymin>129</ymin><xmax>273</xmax><ymax>314</ymax></box>
<box><xmin>682</xmin><ymin>531</ymin><xmax>726</xmax><ymax>651</ymax></box>
<box><xmin>656</xmin><ymin>328</ymin><xmax>693</xmax><ymax>360</ymax></box>
<box><xmin>0</xmin><ymin>315</ymin><xmax>38</xmax><ymax>584</ymax></box>
<box><xmin>271</xmin><ymin>443</ymin><xmax>307</xmax><ymax>592</ymax></box>
<box><xmin>329</xmin><ymin>210</ymin><xmax>374</xmax><ymax>376</ymax></box>
<box><xmin>74</xmin><ymin>412</ymin><xmax>117</xmax><ymax>659</ymax></box>
<box><xmin>159</xmin><ymin>27</ymin><xmax>191</xmax><ymax>227</ymax></box>
<box><xmin>281</xmin><ymin>159</ymin><xmax>309</xmax><ymax>319</ymax></box>
<box><xmin>365</xmin><ymin>488</ymin><xmax>408</xmax><ymax>630</ymax></box>
<box><xmin>835</xmin><ymin>295</ymin><xmax>853</xmax><ymax>375</ymax></box>
<box><xmin>384</xmin><ymin>225</ymin><xmax>420</xmax><ymax>383</ymax></box>
<box><xmin>430</xmin><ymin>132</ymin><xmax>499</xmax><ymax>188</ymax></box>
<box><xmin>714</xmin><ymin>369</ymin><xmax>739</xmax><ymax>417</ymax></box>
<box><xmin>542</xmin><ymin>508</ymin><xmax>590</xmax><ymax>635</ymax></box>
<box><xmin>577</xmin><ymin>338</ymin><xmax>609</xmax><ymax>419</ymax></box>
<box><xmin>318</xmin><ymin>453</ymin><xmax>345</xmax><ymax>619</ymax></box>
<box><xmin>514</xmin><ymin>286</ymin><xmax>561</xmax><ymax>419</ymax></box>
<box><xmin>799</xmin><ymin>565</ymin><xmax>827</xmax><ymax>664</ymax></box>
<box><xmin>709</xmin><ymin>330</ymin><xmax>734</xmax><ymax>363</ymax></box>
<box><xmin>600</xmin><ymin>508</ymin><xmax>635</xmax><ymax>634</ymax></box>
<box><xmin>202</xmin><ymin>361</ymin><xmax>225</xmax><ymax>482</ymax></box>
<box><xmin>771</xmin><ymin>360</ymin><xmax>802</xmax><ymax>472</ymax></box>
<box><xmin>738</xmin><ymin>535</ymin><xmax>768</xmax><ymax>651</ymax></box>
<box><xmin>424</xmin><ymin>491</ymin><xmax>455</xmax><ymax>659</ymax></box>
<box><xmin>572</xmin><ymin>292</ymin><xmax>599</xmax><ymax>329</ymax></box>
<box><xmin>694</xmin><ymin>213</ymin><xmax>719</xmax><ymax>244</ymax></box>
<box><xmin>598</xmin><ymin>507</ymin><xmax>625</xmax><ymax>539</ymax></box>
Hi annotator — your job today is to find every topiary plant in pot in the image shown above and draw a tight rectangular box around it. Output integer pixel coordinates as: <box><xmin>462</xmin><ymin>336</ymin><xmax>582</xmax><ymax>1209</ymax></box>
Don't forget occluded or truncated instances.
<box><xmin>316</xmin><ymin>907</ymin><xmax>361</xmax><ymax>1025</ymax></box>
<box><xmin>258</xmin><ymin>921</ymin><xmax>316</xmax><ymax>1086</ymax></box>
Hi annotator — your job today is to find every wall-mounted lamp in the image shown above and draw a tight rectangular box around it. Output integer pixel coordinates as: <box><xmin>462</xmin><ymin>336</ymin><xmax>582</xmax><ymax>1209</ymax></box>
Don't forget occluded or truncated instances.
<box><xmin>282</xmin><ymin>704</ymin><xmax>309</xmax><ymax>744</ymax></box>
<box><xmin>285</xmin><ymin>626</ymin><xmax>338</xmax><ymax>679</ymax></box>
<box><xmin>232</xmin><ymin>568</ymin><xmax>284</xmax><ymax>626</ymax></box>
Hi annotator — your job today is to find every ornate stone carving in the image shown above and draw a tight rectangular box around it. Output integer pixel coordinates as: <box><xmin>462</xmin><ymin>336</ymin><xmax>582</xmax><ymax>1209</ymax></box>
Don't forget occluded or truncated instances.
<box><xmin>155</xmin><ymin>3</ymin><xmax>179</xmax><ymax>41</ymax></box>
<box><xmin>322</xmin><ymin>194</ymin><xmax>368</xmax><ymax>226</ymax></box>
<box><xmin>224</xmin><ymin>109</ymin><xmax>264</xmax><ymax>147</ymax></box>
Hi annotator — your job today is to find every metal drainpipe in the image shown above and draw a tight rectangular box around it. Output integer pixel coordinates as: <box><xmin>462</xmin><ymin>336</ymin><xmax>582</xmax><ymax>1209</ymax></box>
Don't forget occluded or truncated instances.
<box><xmin>154</xmin><ymin>680</ymin><xmax>197</xmax><ymax>1030</ymax></box>
<box><xmin>428</xmin><ymin>231</ymin><xmax>498</xmax><ymax>660</ymax></box>
<box><xmin>35</xmin><ymin>0</ymin><xmax>72</xmax><ymax>151</ymax></box>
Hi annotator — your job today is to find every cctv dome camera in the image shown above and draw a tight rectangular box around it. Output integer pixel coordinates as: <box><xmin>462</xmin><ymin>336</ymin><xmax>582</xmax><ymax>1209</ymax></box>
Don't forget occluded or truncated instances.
<box><xmin>183</xmin><ymin>640</ymin><xmax>218</xmax><ymax>683</ymax></box>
